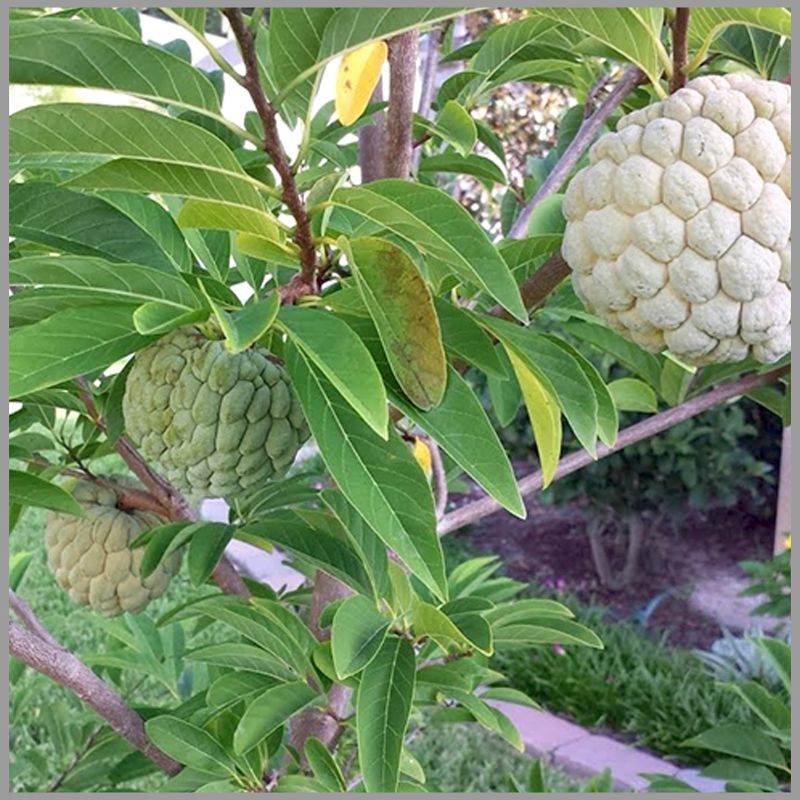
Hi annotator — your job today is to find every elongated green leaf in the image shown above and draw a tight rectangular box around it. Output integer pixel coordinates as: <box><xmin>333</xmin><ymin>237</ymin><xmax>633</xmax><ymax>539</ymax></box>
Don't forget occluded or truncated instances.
<box><xmin>186</xmin><ymin>643</ymin><xmax>297</xmax><ymax>680</ymax></box>
<box><xmin>481</xmin><ymin>315</ymin><xmax>598</xmax><ymax>456</ymax></box>
<box><xmin>356</xmin><ymin>636</ymin><xmax>416</xmax><ymax>793</ymax></box>
<box><xmin>187</xmin><ymin>525</ymin><xmax>233</xmax><ymax>587</ymax></box>
<box><xmin>145</xmin><ymin>716</ymin><xmax>234</xmax><ymax>775</ymax></box>
<box><xmin>285</xmin><ymin>343</ymin><xmax>447</xmax><ymax>601</ymax></box>
<box><xmin>493</xmin><ymin>619</ymin><xmax>603</xmax><ymax>649</ymax></box>
<box><xmin>756</xmin><ymin>637</ymin><xmax>791</xmax><ymax>693</ymax></box>
<box><xmin>419</xmin><ymin>153</ymin><xmax>506</xmax><ymax>186</ymax></box>
<box><xmin>305</xmin><ymin>737</ymin><xmax>346</xmax><ymax>792</ymax></box>
<box><xmin>413</xmin><ymin>602</ymin><xmax>492</xmax><ymax>656</ymax></box>
<box><xmin>321</xmin><ymin>489</ymin><xmax>391</xmax><ymax>601</ymax></box>
<box><xmin>10</xmin><ymin>105</ymin><xmax>271</xmax><ymax>218</ymax></box>
<box><xmin>331</xmin><ymin>595</ymin><xmax>391</xmax><ymax>679</ymax></box>
<box><xmin>430</xmin><ymin>101</ymin><xmax>477</xmax><ymax>155</ymax></box>
<box><xmin>277</xmin><ymin>306</ymin><xmax>388</xmax><ymax>438</ymax></box>
<box><xmin>506</xmin><ymin>349</ymin><xmax>562</xmax><ymax>487</ymax></box>
<box><xmin>608</xmin><ymin>378</ymin><xmax>658</xmax><ymax>413</ymax></box>
<box><xmin>137</xmin><ymin>523</ymin><xmax>192</xmax><ymax>579</ymax></box>
<box><xmin>77</xmin><ymin>7</ymin><xmax>141</xmax><ymax>39</ymax></box>
<box><xmin>442</xmin><ymin>688</ymin><xmax>524</xmax><ymax>751</ymax></box>
<box><xmin>239</xmin><ymin>509</ymin><xmax>374</xmax><ymax>598</ymax></box>
<box><xmin>10</xmin><ymin>19</ymin><xmax>220</xmax><ymax>113</ymax></box>
<box><xmin>177</xmin><ymin>199</ymin><xmax>281</xmax><ymax>241</ymax></box>
<box><xmin>683</xmin><ymin>724</ymin><xmax>787</xmax><ymax>771</ymax></box>
<box><xmin>331</xmin><ymin>181</ymin><xmax>526</xmax><ymax>321</ymax></box>
<box><xmin>346</xmin><ymin>236</ymin><xmax>447</xmax><ymax>410</ymax></box>
<box><xmin>530</xmin><ymin>8</ymin><xmax>669</xmax><ymax>90</ymax></box>
<box><xmin>234</xmin><ymin>681</ymin><xmax>320</xmax><ymax>754</ymax></box>
<box><xmin>9</xmin><ymin>256</ymin><xmax>199</xmax><ymax>311</ymax></box>
<box><xmin>9</xmin><ymin>305</ymin><xmax>152</xmax><ymax>398</ymax></box>
<box><xmin>206</xmin><ymin>672</ymin><xmax>278</xmax><ymax>710</ymax></box>
<box><xmin>727</xmin><ymin>681</ymin><xmax>790</xmax><ymax>733</ymax></box>
<box><xmin>9</xmin><ymin>471</ymin><xmax>83</xmax><ymax>517</ymax></box>
<box><xmin>201</xmin><ymin>292</ymin><xmax>280</xmax><ymax>355</ymax></box>
<box><xmin>9</xmin><ymin>184</ymin><xmax>181</xmax><ymax>272</ymax></box>
<box><xmin>701</xmin><ymin>758</ymin><xmax>780</xmax><ymax>791</ymax></box>
<box><xmin>484</xmin><ymin>598</ymin><xmax>574</xmax><ymax>626</ymax></box>
<box><xmin>434</xmin><ymin>298</ymin><xmax>505</xmax><ymax>378</ymax></box>
<box><xmin>389</xmin><ymin>366</ymin><xmax>524</xmax><ymax>518</ymax></box>
<box><xmin>132</xmin><ymin>303</ymin><xmax>207</xmax><ymax>336</ymax></box>
<box><xmin>479</xmin><ymin>687</ymin><xmax>541</xmax><ymax>710</ymax></box>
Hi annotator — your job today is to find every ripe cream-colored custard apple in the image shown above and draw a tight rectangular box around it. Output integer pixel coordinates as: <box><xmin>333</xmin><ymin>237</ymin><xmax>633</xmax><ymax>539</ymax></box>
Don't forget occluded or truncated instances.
<box><xmin>123</xmin><ymin>326</ymin><xmax>310</xmax><ymax>500</ymax></box>
<box><xmin>45</xmin><ymin>478</ymin><xmax>180</xmax><ymax>616</ymax></box>
<box><xmin>562</xmin><ymin>73</ymin><xmax>790</xmax><ymax>365</ymax></box>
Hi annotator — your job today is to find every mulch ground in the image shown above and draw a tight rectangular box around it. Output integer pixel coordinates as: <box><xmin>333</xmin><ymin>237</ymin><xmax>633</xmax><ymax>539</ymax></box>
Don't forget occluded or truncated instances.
<box><xmin>446</xmin><ymin>472</ymin><xmax>777</xmax><ymax>650</ymax></box>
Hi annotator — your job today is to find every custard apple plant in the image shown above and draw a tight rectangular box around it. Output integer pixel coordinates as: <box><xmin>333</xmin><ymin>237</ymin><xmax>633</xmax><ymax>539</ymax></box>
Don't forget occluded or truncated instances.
<box><xmin>8</xmin><ymin>6</ymin><xmax>791</xmax><ymax>794</ymax></box>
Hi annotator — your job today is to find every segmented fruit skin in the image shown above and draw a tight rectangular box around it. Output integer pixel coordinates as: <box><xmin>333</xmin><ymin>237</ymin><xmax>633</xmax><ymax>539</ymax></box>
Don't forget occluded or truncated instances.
<box><xmin>45</xmin><ymin>478</ymin><xmax>180</xmax><ymax>616</ymax></box>
<box><xmin>562</xmin><ymin>73</ymin><xmax>791</xmax><ymax>365</ymax></box>
<box><xmin>123</xmin><ymin>327</ymin><xmax>310</xmax><ymax>500</ymax></box>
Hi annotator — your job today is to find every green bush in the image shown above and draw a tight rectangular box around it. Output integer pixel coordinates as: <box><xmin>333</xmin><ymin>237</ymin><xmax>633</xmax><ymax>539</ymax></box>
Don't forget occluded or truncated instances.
<box><xmin>494</xmin><ymin>598</ymin><xmax>751</xmax><ymax>766</ymax></box>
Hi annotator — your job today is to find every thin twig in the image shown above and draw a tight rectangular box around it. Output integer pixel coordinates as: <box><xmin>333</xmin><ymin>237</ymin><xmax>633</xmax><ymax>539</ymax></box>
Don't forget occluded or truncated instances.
<box><xmin>9</xmin><ymin>621</ymin><xmax>182</xmax><ymax>776</ymax></box>
<box><xmin>423</xmin><ymin>436</ymin><xmax>448</xmax><ymax>520</ymax></box>
<box><xmin>670</xmin><ymin>9</ymin><xmax>691</xmax><ymax>93</ymax></box>
<box><xmin>10</xmin><ymin>590</ymin><xmax>63</xmax><ymax>650</ymax></box>
<box><xmin>507</xmin><ymin>65</ymin><xmax>646</xmax><ymax>240</ymax></box>
<box><xmin>437</xmin><ymin>365</ymin><xmax>790</xmax><ymax>535</ymax></box>
<box><xmin>223</xmin><ymin>7</ymin><xmax>318</xmax><ymax>297</ymax></box>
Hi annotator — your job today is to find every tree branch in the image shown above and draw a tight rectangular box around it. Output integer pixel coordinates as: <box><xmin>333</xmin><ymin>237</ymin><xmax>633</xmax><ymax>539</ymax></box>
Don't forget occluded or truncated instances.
<box><xmin>358</xmin><ymin>83</ymin><xmax>387</xmax><ymax>184</ymax></box>
<box><xmin>670</xmin><ymin>9</ymin><xmax>691</xmax><ymax>94</ymax></box>
<box><xmin>10</xmin><ymin>590</ymin><xmax>62</xmax><ymax>650</ymax></box>
<box><xmin>223</xmin><ymin>7</ymin><xmax>318</xmax><ymax>297</ymax></box>
<box><xmin>438</xmin><ymin>365</ymin><xmax>790</xmax><ymax>535</ymax></box>
<box><xmin>9</xmin><ymin>620</ymin><xmax>182</xmax><ymax>777</ymax></box>
<box><xmin>507</xmin><ymin>65</ymin><xmax>646</xmax><ymax>240</ymax></box>
<box><xmin>76</xmin><ymin>378</ymin><xmax>249</xmax><ymax>598</ymax></box>
<box><xmin>385</xmin><ymin>30</ymin><xmax>419</xmax><ymax>179</ymax></box>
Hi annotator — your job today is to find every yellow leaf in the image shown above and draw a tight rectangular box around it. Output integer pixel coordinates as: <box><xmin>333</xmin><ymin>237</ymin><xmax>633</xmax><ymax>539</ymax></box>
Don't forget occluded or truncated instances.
<box><xmin>335</xmin><ymin>41</ymin><xmax>388</xmax><ymax>126</ymax></box>
<box><xmin>507</xmin><ymin>349</ymin><xmax>562</xmax><ymax>487</ymax></box>
<box><xmin>784</xmin><ymin>534</ymin><xmax>791</xmax><ymax>551</ymax></box>
<box><xmin>412</xmin><ymin>437</ymin><xmax>433</xmax><ymax>480</ymax></box>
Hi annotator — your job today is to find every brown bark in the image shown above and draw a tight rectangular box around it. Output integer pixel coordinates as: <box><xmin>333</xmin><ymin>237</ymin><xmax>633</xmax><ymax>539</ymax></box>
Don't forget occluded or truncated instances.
<box><xmin>358</xmin><ymin>83</ymin><xmax>386</xmax><ymax>184</ymax></box>
<box><xmin>385</xmin><ymin>30</ymin><xmax>419</xmax><ymax>179</ymax></box>
<box><xmin>670</xmin><ymin>9</ymin><xmax>691</xmax><ymax>94</ymax></box>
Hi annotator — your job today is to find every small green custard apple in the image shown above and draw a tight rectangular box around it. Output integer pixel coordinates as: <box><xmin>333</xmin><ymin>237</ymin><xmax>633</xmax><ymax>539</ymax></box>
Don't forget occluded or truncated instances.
<box><xmin>45</xmin><ymin>478</ymin><xmax>180</xmax><ymax>616</ymax></box>
<box><xmin>562</xmin><ymin>72</ymin><xmax>790</xmax><ymax>365</ymax></box>
<box><xmin>122</xmin><ymin>326</ymin><xmax>310</xmax><ymax>500</ymax></box>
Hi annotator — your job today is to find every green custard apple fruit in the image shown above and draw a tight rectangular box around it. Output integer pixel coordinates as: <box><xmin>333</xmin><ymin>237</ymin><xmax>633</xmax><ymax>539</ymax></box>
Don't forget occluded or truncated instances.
<box><xmin>45</xmin><ymin>478</ymin><xmax>180</xmax><ymax>616</ymax></box>
<box><xmin>562</xmin><ymin>73</ymin><xmax>790</xmax><ymax>365</ymax></box>
<box><xmin>122</xmin><ymin>326</ymin><xmax>310</xmax><ymax>500</ymax></box>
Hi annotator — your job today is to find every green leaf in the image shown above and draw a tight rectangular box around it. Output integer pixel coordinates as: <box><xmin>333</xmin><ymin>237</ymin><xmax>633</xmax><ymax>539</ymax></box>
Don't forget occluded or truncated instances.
<box><xmin>687</xmin><ymin>8</ymin><xmax>792</xmax><ymax>71</ymax></box>
<box><xmin>77</xmin><ymin>7</ymin><xmax>141</xmax><ymax>39</ymax></box>
<box><xmin>683</xmin><ymin>724</ymin><xmax>787</xmax><ymax>771</ymax></box>
<box><xmin>177</xmin><ymin>198</ymin><xmax>281</xmax><ymax>242</ymax></box>
<box><xmin>137</xmin><ymin>522</ymin><xmax>194</xmax><ymax>579</ymax></box>
<box><xmin>9</xmin><ymin>305</ymin><xmax>152</xmax><ymax>398</ymax></box>
<box><xmin>10</xmin><ymin>105</ymin><xmax>271</xmax><ymax>218</ymax></box>
<box><xmin>9</xmin><ymin>471</ymin><xmax>83</xmax><ymax>517</ymax></box>
<box><xmin>145</xmin><ymin>716</ymin><xmax>234</xmax><ymax>775</ymax></box>
<box><xmin>277</xmin><ymin>306</ymin><xmax>388</xmax><ymax>438</ymax></box>
<box><xmin>239</xmin><ymin>509</ymin><xmax>375</xmax><ymax>598</ymax></box>
<box><xmin>701</xmin><ymin>758</ymin><xmax>780</xmax><ymax>791</ymax></box>
<box><xmin>285</xmin><ymin>343</ymin><xmax>447</xmax><ymax>602</ymax></box>
<box><xmin>132</xmin><ymin>303</ymin><xmax>207</xmax><ymax>336</ymax></box>
<box><xmin>727</xmin><ymin>681</ymin><xmax>790</xmax><ymax>733</ymax></box>
<box><xmin>608</xmin><ymin>378</ymin><xmax>658</xmax><ymax>413</ymax></box>
<box><xmin>305</xmin><ymin>737</ymin><xmax>346</xmax><ymax>792</ymax></box>
<box><xmin>413</xmin><ymin>602</ymin><xmax>491</xmax><ymax>655</ymax></box>
<box><xmin>331</xmin><ymin>181</ymin><xmax>526</xmax><ymax>322</ymax></box>
<box><xmin>331</xmin><ymin>595</ymin><xmax>391</xmax><ymax>679</ymax></box>
<box><xmin>186</xmin><ymin>642</ymin><xmax>297</xmax><ymax>681</ymax></box>
<box><xmin>506</xmin><ymin>349</ymin><xmax>562</xmax><ymax>487</ymax></box>
<box><xmin>419</xmin><ymin>153</ymin><xmax>506</xmax><ymax>186</ymax></box>
<box><xmin>434</xmin><ymin>298</ymin><xmax>505</xmax><ymax>378</ymax></box>
<box><xmin>9</xmin><ymin>183</ymin><xmax>182</xmax><ymax>272</ymax></box>
<box><xmin>493</xmin><ymin>619</ymin><xmax>604</xmax><ymax>649</ymax></box>
<box><xmin>187</xmin><ymin>525</ymin><xmax>234</xmax><ymax>588</ymax></box>
<box><xmin>529</xmin><ymin>8</ymin><xmax>669</xmax><ymax>91</ymax></box>
<box><xmin>756</xmin><ymin>637</ymin><xmax>791</xmax><ymax>694</ymax></box>
<box><xmin>345</xmin><ymin>236</ymin><xmax>447</xmax><ymax>411</ymax></box>
<box><xmin>9</xmin><ymin>551</ymin><xmax>35</xmax><ymax>591</ymax></box>
<box><xmin>441</xmin><ymin>688</ymin><xmax>523</xmax><ymax>751</ymax></box>
<box><xmin>484</xmin><ymin>598</ymin><xmax>575</xmax><ymax>626</ymax></box>
<box><xmin>356</xmin><ymin>636</ymin><xmax>416</xmax><ymax>792</ymax></box>
<box><xmin>10</xmin><ymin>19</ymin><xmax>220</xmax><ymax>113</ymax></box>
<box><xmin>206</xmin><ymin>672</ymin><xmax>279</xmax><ymax>710</ymax></box>
<box><xmin>479</xmin><ymin>687</ymin><xmax>541</xmax><ymax>710</ymax></box>
<box><xmin>234</xmin><ymin>681</ymin><xmax>320</xmax><ymax>754</ymax></box>
<box><xmin>477</xmin><ymin>319</ymin><xmax>598</xmax><ymax>458</ymax></box>
<box><xmin>9</xmin><ymin>256</ymin><xmax>199</xmax><ymax>312</ymax></box>
<box><xmin>202</xmin><ymin>292</ymin><xmax>280</xmax><ymax>355</ymax></box>
<box><xmin>389</xmin><ymin>366</ymin><xmax>524</xmax><ymax>518</ymax></box>
<box><xmin>430</xmin><ymin>101</ymin><xmax>477</xmax><ymax>155</ymax></box>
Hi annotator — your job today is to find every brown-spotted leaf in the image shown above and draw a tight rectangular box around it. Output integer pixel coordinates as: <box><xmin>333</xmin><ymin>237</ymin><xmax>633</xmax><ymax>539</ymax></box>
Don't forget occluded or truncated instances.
<box><xmin>345</xmin><ymin>236</ymin><xmax>447</xmax><ymax>410</ymax></box>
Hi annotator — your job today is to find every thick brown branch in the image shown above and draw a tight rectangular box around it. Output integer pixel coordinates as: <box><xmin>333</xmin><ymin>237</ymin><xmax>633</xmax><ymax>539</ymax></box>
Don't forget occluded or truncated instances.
<box><xmin>9</xmin><ymin>621</ymin><xmax>182</xmax><ymax>776</ymax></box>
<box><xmin>223</xmin><ymin>7</ymin><xmax>318</xmax><ymax>295</ymax></box>
<box><xmin>385</xmin><ymin>30</ymin><xmax>419</xmax><ymax>179</ymax></box>
<box><xmin>438</xmin><ymin>365</ymin><xmax>790</xmax><ymax>535</ymax></box>
<box><xmin>507</xmin><ymin>65</ymin><xmax>646</xmax><ymax>240</ymax></box>
<box><xmin>490</xmin><ymin>252</ymin><xmax>572</xmax><ymax>320</ymax></box>
<box><xmin>10</xmin><ymin>590</ymin><xmax>62</xmax><ymax>650</ymax></box>
<box><xmin>670</xmin><ymin>9</ymin><xmax>691</xmax><ymax>94</ymax></box>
